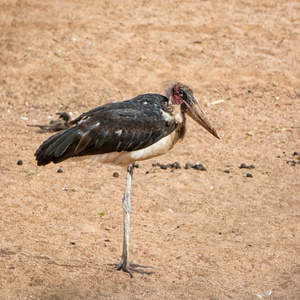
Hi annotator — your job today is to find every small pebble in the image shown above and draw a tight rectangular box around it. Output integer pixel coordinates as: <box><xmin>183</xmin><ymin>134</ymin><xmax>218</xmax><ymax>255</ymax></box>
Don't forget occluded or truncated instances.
<box><xmin>239</xmin><ymin>163</ymin><xmax>255</xmax><ymax>169</ymax></box>
<box><xmin>160</xmin><ymin>164</ymin><xmax>168</xmax><ymax>170</ymax></box>
<box><xmin>246</xmin><ymin>173</ymin><xmax>253</xmax><ymax>178</ymax></box>
<box><xmin>184</xmin><ymin>163</ymin><xmax>193</xmax><ymax>169</ymax></box>
<box><xmin>57</xmin><ymin>168</ymin><xmax>63</xmax><ymax>173</ymax></box>
<box><xmin>292</xmin><ymin>152</ymin><xmax>298</xmax><ymax>156</ymax></box>
<box><xmin>113</xmin><ymin>172</ymin><xmax>119</xmax><ymax>178</ymax></box>
<box><xmin>193</xmin><ymin>163</ymin><xmax>206</xmax><ymax>171</ymax></box>
<box><xmin>172</xmin><ymin>162</ymin><xmax>181</xmax><ymax>169</ymax></box>
<box><xmin>17</xmin><ymin>159</ymin><xmax>23</xmax><ymax>165</ymax></box>
<box><xmin>224</xmin><ymin>170</ymin><xmax>230</xmax><ymax>173</ymax></box>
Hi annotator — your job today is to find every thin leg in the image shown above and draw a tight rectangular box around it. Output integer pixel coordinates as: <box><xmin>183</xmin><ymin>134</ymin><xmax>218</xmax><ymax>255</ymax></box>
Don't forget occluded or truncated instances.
<box><xmin>119</xmin><ymin>163</ymin><xmax>133</xmax><ymax>271</ymax></box>
<box><xmin>114</xmin><ymin>163</ymin><xmax>153</xmax><ymax>277</ymax></box>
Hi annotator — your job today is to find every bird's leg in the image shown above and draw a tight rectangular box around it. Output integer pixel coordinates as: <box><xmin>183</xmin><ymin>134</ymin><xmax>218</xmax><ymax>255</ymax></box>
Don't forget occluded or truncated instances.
<box><xmin>118</xmin><ymin>163</ymin><xmax>133</xmax><ymax>272</ymax></box>
<box><xmin>114</xmin><ymin>163</ymin><xmax>153</xmax><ymax>277</ymax></box>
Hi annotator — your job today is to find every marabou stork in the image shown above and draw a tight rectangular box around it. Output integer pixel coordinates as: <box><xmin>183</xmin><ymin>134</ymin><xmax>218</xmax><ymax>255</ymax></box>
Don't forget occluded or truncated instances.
<box><xmin>35</xmin><ymin>81</ymin><xmax>220</xmax><ymax>277</ymax></box>
<box><xmin>27</xmin><ymin>112</ymin><xmax>72</xmax><ymax>132</ymax></box>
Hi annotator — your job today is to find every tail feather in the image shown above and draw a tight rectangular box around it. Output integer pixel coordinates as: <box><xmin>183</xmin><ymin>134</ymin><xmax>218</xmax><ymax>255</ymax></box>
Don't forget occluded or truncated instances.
<box><xmin>53</xmin><ymin>130</ymin><xmax>80</xmax><ymax>157</ymax></box>
<box><xmin>35</xmin><ymin>126</ymin><xmax>80</xmax><ymax>166</ymax></box>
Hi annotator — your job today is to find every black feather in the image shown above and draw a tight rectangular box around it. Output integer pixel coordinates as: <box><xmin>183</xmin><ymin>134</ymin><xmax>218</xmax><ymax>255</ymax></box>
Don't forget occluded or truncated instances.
<box><xmin>35</xmin><ymin>93</ymin><xmax>177</xmax><ymax>166</ymax></box>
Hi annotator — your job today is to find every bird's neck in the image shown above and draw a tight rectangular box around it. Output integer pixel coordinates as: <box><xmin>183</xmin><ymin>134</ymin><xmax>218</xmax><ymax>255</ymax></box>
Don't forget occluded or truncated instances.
<box><xmin>169</xmin><ymin>103</ymin><xmax>185</xmax><ymax>125</ymax></box>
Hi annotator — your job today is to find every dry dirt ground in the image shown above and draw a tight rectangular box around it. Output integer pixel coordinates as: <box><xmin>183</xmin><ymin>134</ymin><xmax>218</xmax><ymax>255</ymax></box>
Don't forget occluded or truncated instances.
<box><xmin>0</xmin><ymin>0</ymin><xmax>299</xmax><ymax>299</ymax></box>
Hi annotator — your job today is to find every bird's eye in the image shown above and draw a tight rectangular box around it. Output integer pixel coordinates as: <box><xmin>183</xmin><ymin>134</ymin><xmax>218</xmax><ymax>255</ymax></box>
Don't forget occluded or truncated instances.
<box><xmin>178</xmin><ymin>89</ymin><xmax>184</xmax><ymax>97</ymax></box>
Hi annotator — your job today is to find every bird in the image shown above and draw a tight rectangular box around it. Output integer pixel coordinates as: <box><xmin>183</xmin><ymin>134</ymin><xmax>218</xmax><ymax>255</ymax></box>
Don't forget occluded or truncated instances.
<box><xmin>27</xmin><ymin>112</ymin><xmax>72</xmax><ymax>132</ymax></box>
<box><xmin>34</xmin><ymin>81</ymin><xmax>220</xmax><ymax>277</ymax></box>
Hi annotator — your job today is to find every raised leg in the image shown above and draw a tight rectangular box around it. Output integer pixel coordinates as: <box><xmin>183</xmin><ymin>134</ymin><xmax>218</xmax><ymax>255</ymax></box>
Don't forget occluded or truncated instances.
<box><xmin>114</xmin><ymin>163</ymin><xmax>153</xmax><ymax>277</ymax></box>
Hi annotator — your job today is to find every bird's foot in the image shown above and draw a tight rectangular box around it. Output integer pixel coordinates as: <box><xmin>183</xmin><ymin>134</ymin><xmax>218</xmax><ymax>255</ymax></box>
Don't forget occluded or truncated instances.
<box><xmin>112</xmin><ymin>260</ymin><xmax>154</xmax><ymax>278</ymax></box>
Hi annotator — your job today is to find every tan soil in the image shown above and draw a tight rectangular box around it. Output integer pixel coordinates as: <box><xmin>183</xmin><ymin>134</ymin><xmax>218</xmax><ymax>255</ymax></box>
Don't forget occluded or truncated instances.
<box><xmin>0</xmin><ymin>0</ymin><xmax>299</xmax><ymax>299</ymax></box>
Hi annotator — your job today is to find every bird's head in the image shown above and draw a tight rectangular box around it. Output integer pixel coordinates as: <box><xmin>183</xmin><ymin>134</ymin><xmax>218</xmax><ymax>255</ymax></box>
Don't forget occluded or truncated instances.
<box><xmin>166</xmin><ymin>81</ymin><xmax>220</xmax><ymax>139</ymax></box>
<box><xmin>56</xmin><ymin>112</ymin><xmax>71</xmax><ymax>122</ymax></box>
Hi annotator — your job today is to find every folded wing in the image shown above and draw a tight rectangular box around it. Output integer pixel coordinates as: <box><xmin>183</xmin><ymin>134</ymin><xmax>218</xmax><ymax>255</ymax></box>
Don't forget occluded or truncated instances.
<box><xmin>35</xmin><ymin>94</ymin><xmax>177</xmax><ymax>166</ymax></box>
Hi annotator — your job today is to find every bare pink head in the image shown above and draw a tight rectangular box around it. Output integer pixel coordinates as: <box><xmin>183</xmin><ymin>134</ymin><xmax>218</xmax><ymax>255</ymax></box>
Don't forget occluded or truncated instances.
<box><xmin>166</xmin><ymin>81</ymin><xmax>220</xmax><ymax>139</ymax></box>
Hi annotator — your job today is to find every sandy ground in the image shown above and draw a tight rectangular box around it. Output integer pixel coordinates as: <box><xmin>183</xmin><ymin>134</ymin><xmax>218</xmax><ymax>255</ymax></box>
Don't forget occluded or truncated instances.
<box><xmin>0</xmin><ymin>0</ymin><xmax>299</xmax><ymax>299</ymax></box>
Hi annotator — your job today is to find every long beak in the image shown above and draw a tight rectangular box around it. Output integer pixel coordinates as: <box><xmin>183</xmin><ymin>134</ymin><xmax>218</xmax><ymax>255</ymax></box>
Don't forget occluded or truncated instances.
<box><xmin>185</xmin><ymin>98</ymin><xmax>220</xmax><ymax>139</ymax></box>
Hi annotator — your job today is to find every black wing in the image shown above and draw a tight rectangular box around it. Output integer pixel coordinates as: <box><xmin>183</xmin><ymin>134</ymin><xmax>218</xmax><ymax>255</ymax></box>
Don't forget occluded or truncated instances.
<box><xmin>35</xmin><ymin>94</ymin><xmax>177</xmax><ymax>166</ymax></box>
